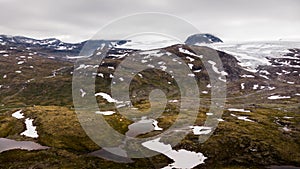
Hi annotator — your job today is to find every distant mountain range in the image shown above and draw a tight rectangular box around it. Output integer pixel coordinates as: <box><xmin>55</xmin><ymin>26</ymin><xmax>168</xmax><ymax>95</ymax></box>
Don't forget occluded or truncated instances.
<box><xmin>0</xmin><ymin>34</ymin><xmax>223</xmax><ymax>59</ymax></box>
<box><xmin>0</xmin><ymin>35</ymin><xmax>132</xmax><ymax>59</ymax></box>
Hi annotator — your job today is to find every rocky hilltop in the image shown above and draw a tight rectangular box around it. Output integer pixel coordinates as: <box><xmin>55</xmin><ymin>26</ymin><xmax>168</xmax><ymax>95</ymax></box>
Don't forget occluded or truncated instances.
<box><xmin>185</xmin><ymin>33</ymin><xmax>223</xmax><ymax>45</ymax></box>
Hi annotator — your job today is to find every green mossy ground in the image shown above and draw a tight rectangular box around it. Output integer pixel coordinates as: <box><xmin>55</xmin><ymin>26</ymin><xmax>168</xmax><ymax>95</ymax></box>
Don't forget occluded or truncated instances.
<box><xmin>0</xmin><ymin>46</ymin><xmax>299</xmax><ymax>168</ymax></box>
<box><xmin>0</xmin><ymin>104</ymin><xmax>299</xmax><ymax>168</ymax></box>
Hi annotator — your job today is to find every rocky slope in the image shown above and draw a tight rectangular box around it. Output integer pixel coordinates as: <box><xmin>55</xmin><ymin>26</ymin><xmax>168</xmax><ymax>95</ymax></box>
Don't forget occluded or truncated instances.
<box><xmin>0</xmin><ymin>35</ymin><xmax>299</xmax><ymax>169</ymax></box>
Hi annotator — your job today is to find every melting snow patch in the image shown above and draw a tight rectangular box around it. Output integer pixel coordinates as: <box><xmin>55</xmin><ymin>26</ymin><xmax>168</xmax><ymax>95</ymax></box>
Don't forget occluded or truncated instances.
<box><xmin>287</xmin><ymin>81</ymin><xmax>295</xmax><ymax>84</ymax></box>
<box><xmin>168</xmin><ymin>100</ymin><xmax>179</xmax><ymax>103</ymax></box>
<box><xmin>268</xmin><ymin>95</ymin><xmax>291</xmax><ymax>100</ymax></box>
<box><xmin>95</xmin><ymin>92</ymin><xmax>117</xmax><ymax>103</ymax></box>
<box><xmin>186</xmin><ymin>56</ymin><xmax>195</xmax><ymax>62</ymax></box>
<box><xmin>282</xmin><ymin>70</ymin><xmax>290</xmax><ymax>74</ymax></box>
<box><xmin>137</xmin><ymin>73</ymin><xmax>143</xmax><ymax>78</ymax></box>
<box><xmin>259</xmin><ymin>70</ymin><xmax>270</xmax><ymax>75</ymax></box>
<box><xmin>268</xmin><ymin>86</ymin><xmax>276</xmax><ymax>90</ymax></box>
<box><xmin>17</xmin><ymin>61</ymin><xmax>25</xmax><ymax>65</ymax></box>
<box><xmin>80</xmin><ymin>89</ymin><xmax>86</xmax><ymax>97</ymax></box>
<box><xmin>108</xmin><ymin>53</ymin><xmax>128</xmax><ymax>58</ymax></box>
<box><xmin>241</xmin><ymin>74</ymin><xmax>255</xmax><ymax>78</ymax></box>
<box><xmin>15</xmin><ymin>71</ymin><xmax>22</xmax><ymax>74</ymax></box>
<box><xmin>283</xmin><ymin>116</ymin><xmax>294</xmax><ymax>119</ymax></box>
<box><xmin>253</xmin><ymin>84</ymin><xmax>259</xmax><ymax>90</ymax></box>
<box><xmin>160</xmin><ymin>65</ymin><xmax>167</xmax><ymax>71</ymax></box>
<box><xmin>202</xmin><ymin>91</ymin><xmax>208</xmax><ymax>94</ymax></box>
<box><xmin>12</xmin><ymin>110</ymin><xmax>24</xmax><ymax>119</ymax></box>
<box><xmin>147</xmin><ymin>64</ymin><xmax>155</xmax><ymax>68</ymax></box>
<box><xmin>21</xmin><ymin>118</ymin><xmax>39</xmax><ymax>138</ymax></box>
<box><xmin>241</xmin><ymin>83</ymin><xmax>245</xmax><ymax>89</ymax></box>
<box><xmin>152</xmin><ymin>120</ymin><xmax>163</xmax><ymax>131</ymax></box>
<box><xmin>142</xmin><ymin>138</ymin><xmax>207</xmax><ymax>169</ymax></box>
<box><xmin>237</xmin><ymin>116</ymin><xmax>255</xmax><ymax>122</ymax></box>
<box><xmin>66</xmin><ymin>55</ymin><xmax>89</xmax><ymax>59</ymax></box>
<box><xmin>97</xmin><ymin>73</ymin><xmax>104</xmax><ymax>78</ymax></box>
<box><xmin>190</xmin><ymin>126</ymin><xmax>212</xmax><ymax>135</ymax></box>
<box><xmin>76</xmin><ymin>64</ymin><xmax>94</xmax><ymax>70</ymax></box>
<box><xmin>179</xmin><ymin>48</ymin><xmax>202</xmax><ymax>58</ymax></box>
<box><xmin>231</xmin><ymin>114</ymin><xmax>254</xmax><ymax>122</ymax></box>
<box><xmin>282</xmin><ymin>126</ymin><xmax>291</xmax><ymax>132</ymax></box>
<box><xmin>259</xmin><ymin>75</ymin><xmax>269</xmax><ymax>79</ymax></box>
<box><xmin>218</xmin><ymin>76</ymin><xmax>226</xmax><ymax>82</ymax></box>
<box><xmin>158</xmin><ymin>61</ymin><xmax>166</xmax><ymax>65</ymax></box>
<box><xmin>95</xmin><ymin>111</ymin><xmax>115</xmax><ymax>115</ymax></box>
<box><xmin>228</xmin><ymin>108</ymin><xmax>251</xmax><ymax>113</ymax></box>
<box><xmin>208</xmin><ymin>60</ymin><xmax>228</xmax><ymax>76</ymax></box>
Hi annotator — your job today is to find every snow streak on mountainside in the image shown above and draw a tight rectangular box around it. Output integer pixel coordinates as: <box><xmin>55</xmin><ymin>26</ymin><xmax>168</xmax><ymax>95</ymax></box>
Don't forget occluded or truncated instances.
<box><xmin>205</xmin><ymin>41</ymin><xmax>300</xmax><ymax>72</ymax></box>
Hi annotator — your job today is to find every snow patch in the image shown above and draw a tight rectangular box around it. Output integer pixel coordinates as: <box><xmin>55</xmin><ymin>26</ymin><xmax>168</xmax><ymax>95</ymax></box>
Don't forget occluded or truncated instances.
<box><xmin>241</xmin><ymin>83</ymin><xmax>245</xmax><ymax>89</ymax></box>
<box><xmin>253</xmin><ymin>84</ymin><xmax>259</xmax><ymax>90</ymax></box>
<box><xmin>228</xmin><ymin>108</ymin><xmax>251</xmax><ymax>113</ymax></box>
<box><xmin>241</xmin><ymin>74</ymin><xmax>255</xmax><ymax>78</ymax></box>
<box><xmin>179</xmin><ymin>48</ymin><xmax>203</xmax><ymax>58</ymax></box>
<box><xmin>186</xmin><ymin>56</ymin><xmax>195</xmax><ymax>62</ymax></box>
<box><xmin>12</xmin><ymin>110</ymin><xmax>24</xmax><ymax>119</ymax></box>
<box><xmin>231</xmin><ymin>114</ymin><xmax>254</xmax><ymax>122</ymax></box>
<box><xmin>21</xmin><ymin>118</ymin><xmax>39</xmax><ymax>138</ymax></box>
<box><xmin>80</xmin><ymin>89</ymin><xmax>86</xmax><ymax>97</ymax></box>
<box><xmin>95</xmin><ymin>92</ymin><xmax>117</xmax><ymax>103</ymax></box>
<box><xmin>268</xmin><ymin>95</ymin><xmax>291</xmax><ymax>100</ymax></box>
<box><xmin>95</xmin><ymin>111</ymin><xmax>115</xmax><ymax>115</ymax></box>
<box><xmin>208</xmin><ymin>60</ymin><xmax>228</xmax><ymax>76</ymax></box>
<box><xmin>152</xmin><ymin>120</ymin><xmax>163</xmax><ymax>131</ymax></box>
<box><xmin>190</xmin><ymin>126</ymin><xmax>212</xmax><ymax>135</ymax></box>
<box><xmin>17</xmin><ymin>61</ymin><xmax>25</xmax><ymax>65</ymax></box>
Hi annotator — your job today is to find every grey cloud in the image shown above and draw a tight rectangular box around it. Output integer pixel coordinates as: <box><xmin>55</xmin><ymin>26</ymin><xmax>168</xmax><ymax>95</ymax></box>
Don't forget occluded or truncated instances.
<box><xmin>0</xmin><ymin>0</ymin><xmax>299</xmax><ymax>42</ymax></box>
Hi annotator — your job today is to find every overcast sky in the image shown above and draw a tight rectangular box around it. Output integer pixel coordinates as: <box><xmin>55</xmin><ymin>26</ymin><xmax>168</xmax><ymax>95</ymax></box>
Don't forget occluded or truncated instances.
<box><xmin>0</xmin><ymin>0</ymin><xmax>299</xmax><ymax>43</ymax></box>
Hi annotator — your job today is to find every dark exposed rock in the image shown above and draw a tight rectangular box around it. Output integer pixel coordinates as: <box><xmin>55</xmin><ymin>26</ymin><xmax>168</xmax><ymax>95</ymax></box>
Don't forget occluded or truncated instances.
<box><xmin>185</xmin><ymin>33</ymin><xmax>223</xmax><ymax>45</ymax></box>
